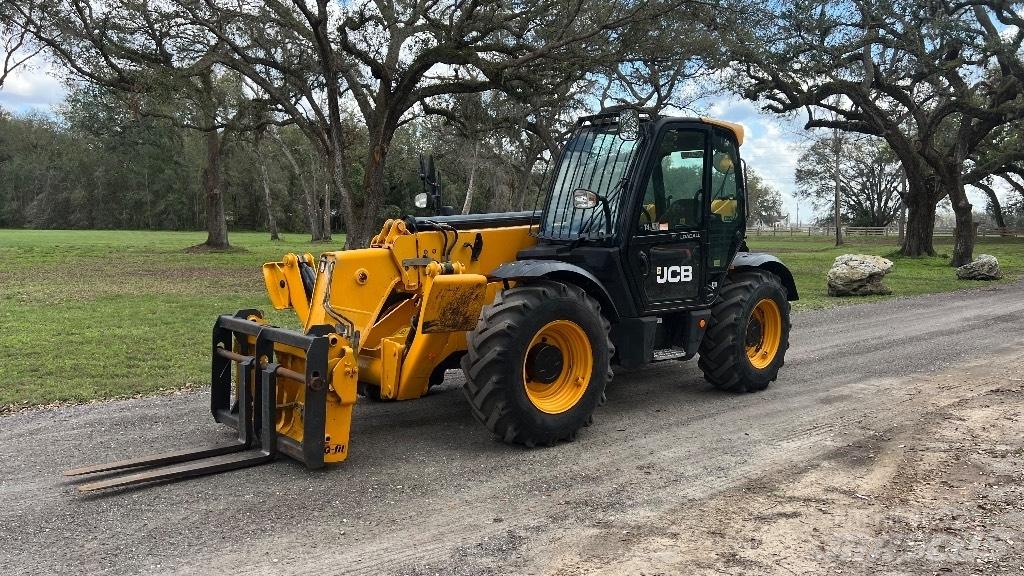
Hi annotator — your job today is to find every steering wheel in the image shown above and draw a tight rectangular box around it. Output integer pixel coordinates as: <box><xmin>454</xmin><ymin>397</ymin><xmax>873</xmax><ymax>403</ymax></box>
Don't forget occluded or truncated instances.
<box><xmin>663</xmin><ymin>198</ymin><xmax>691</xmax><ymax>226</ymax></box>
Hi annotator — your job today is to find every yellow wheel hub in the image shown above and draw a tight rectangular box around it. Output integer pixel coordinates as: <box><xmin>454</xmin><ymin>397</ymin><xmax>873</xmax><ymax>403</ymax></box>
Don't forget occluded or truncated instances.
<box><xmin>523</xmin><ymin>320</ymin><xmax>593</xmax><ymax>414</ymax></box>
<box><xmin>745</xmin><ymin>298</ymin><xmax>782</xmax><ymax>369</ymax></box>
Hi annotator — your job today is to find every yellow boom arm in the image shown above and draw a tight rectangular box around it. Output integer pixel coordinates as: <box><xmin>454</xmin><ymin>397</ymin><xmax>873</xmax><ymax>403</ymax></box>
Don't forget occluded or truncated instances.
<box><xmin>250</xmin><ymin>218</ymin><xmax>536</xmax><ymax>464</ymax></box>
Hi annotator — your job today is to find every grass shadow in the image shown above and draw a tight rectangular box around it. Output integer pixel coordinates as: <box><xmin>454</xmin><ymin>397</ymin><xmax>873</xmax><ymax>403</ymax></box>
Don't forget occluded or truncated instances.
<box><xmin>183</xmin><ymin>243</ymin><xmax>250</xmax><ymax>254</ymax></box>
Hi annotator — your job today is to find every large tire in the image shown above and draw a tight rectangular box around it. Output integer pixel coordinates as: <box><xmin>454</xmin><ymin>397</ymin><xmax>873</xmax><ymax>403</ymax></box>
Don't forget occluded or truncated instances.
<box><xmin>698</xmin><ymin>270</ymin><xmax>791</xmax><ymax>393</ymax></box>
<box><xmin>461</xmin><ymin>280</ymin><xmax>613</xmax><ymax>447</ymax></box>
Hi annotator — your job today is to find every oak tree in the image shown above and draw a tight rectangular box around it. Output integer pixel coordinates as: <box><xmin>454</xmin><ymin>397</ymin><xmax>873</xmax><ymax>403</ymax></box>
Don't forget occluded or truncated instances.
<box><xmin>732</xmin><ymin>0</ymin><xmax>1024</xmax><ymax>265</ymax></box>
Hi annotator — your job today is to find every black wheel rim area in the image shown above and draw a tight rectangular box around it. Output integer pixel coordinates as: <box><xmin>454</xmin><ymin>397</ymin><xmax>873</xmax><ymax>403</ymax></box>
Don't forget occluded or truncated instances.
<box><xmin>745</xmin><ymin>318</ymin><xmax>764</xmax><ymax>349</ymax></box>
<box><xmin>525</xmin><ymin>342</ymin><xmax>564</xmax><ymax>384</ymax></box>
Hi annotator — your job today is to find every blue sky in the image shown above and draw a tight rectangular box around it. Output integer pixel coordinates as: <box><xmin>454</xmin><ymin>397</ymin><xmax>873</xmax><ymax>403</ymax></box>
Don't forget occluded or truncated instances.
<box><xmin>0</xmin><ymin>56</ymin><xmax>997</xmax><ymax>223</ymax></box>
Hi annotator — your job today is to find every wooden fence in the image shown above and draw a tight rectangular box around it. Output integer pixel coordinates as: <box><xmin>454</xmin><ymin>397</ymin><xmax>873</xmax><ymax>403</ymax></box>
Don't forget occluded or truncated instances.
<box><xmin>745</xmin><ymin>226</ymin><xmax>1024</xmax><ymax>238</ymax></box>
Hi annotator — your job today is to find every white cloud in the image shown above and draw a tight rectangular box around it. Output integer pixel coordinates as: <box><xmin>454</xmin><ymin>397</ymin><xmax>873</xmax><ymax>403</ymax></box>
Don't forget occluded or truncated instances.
<box><xmin>0</xmin><ymin>54</ymin><xmax>66</xmax><ymax>113</ymax></box>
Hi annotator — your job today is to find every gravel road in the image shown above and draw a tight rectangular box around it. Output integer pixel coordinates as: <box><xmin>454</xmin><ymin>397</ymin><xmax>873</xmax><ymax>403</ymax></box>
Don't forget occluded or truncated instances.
<box><xmin>2</xmin><ymin>283</ymin><xmax>1023</xmax><ymax>575</ymax></box>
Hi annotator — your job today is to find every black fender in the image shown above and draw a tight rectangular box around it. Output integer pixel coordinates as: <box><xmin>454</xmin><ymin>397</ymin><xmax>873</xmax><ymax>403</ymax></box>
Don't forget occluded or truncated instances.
<box><xmin>730</xmin><ymin>252</ymin><xmax>799</xmax><ymax>301</ymax></box>
<box><xmin>489</xmin><ymin>260</ymin><xmax>620</xmax><ymax>322</ymax></box>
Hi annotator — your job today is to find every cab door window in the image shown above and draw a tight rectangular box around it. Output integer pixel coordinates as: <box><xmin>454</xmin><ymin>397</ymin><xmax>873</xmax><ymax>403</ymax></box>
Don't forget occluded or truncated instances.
<box><xmin>636</xmin><ymin>129</ymin><xmax>706</xmax><ymax>233</ymax></box>
<box><xmin>708</xmin><ymin>130</ymin><xmax>743</xmax><ymax>270</ymax></box>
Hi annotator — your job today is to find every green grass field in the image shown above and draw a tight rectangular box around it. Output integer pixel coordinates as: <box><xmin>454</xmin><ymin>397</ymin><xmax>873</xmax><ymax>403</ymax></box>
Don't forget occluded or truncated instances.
<box><xmin>2</xmin><ymin>229</ymin><xmax>1022</xmax><ymax>409</ymax></box>
<box><xmin>0</xmin><ymin>230</ymin><xmax>322</xmax><ymax>409</ymax></box>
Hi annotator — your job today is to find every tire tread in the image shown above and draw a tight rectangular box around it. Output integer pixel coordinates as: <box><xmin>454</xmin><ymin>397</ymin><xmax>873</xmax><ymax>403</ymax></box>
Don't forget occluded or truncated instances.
<box><xmin>697</xmin><ymin>270</ymin><xmax>791</xmax><ymax>393</ymax></box>
<box><xmin>461</xmin><ymin>281</ymin><xmax>612</xmax><ymax>445</ymax></box>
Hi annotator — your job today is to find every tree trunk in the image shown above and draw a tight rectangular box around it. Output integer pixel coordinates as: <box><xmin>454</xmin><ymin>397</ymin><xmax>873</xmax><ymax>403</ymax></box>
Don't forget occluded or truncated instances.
<box><xmin>272</xmin><ymin>130</ymin><xmax>321</xmax><ymax>241</ymax></box>
<box><xmin>901</xmin><ymin>184</ymin><xmax>937</xmax><ymax>257</ymax></box>
<box><xmin>322</xmin><ymin>181</ymin><xmax>331</xmax><ymax>242</ymax></box>
<box><xmin>349</xmin><ymin>148</ymin><xmax>386</xmax><ymax>248</ymax></box>
<box><xmin>198</xmin><ymin>71</ymin><xmax>228</xmax><ymax>249</ymax></box>
<box><xmin>327</xmin><ymin>145</ymin><xmax>359</xmax><ymax>248</ymax></box>
<box><xmin>898</xmin><ymin>177</ymin><xmax>907</xmax><ymax>243</ymax></box>
<box><xmin>320</xmin><ymin>147</ymin><xmax>333</xmax><ymax>243</ymax></box>
<box><xmin>947</xmin><ymin>180</ymin><xmax>974</xmax><ymax>267</ymax></box>
<box><xmin>256</xmin><ymin>145</ymin><xmax>280</xmax><ymax>241</ymax></box>
<box><xmin>898</xmin><ymin>202</ymin><xmax>906</xmax><ymax>243</ymax></box>
<box><xmin>341</xmin><ymin>126</ymin><xmax>392</xmax><ymax>249</ymax></box>
<box><xmin>462</xmin><ymin>143</ymin><xmax>480</xmax><ymax>215</ymax></box>
<box><xmin>832</xmin><ymin>128</ymin><xmax>843</xmax><ymax>246</ymax></box>
<box><xmin>201</xmin><ymin>127</ymin><xmax>229</xmax><ymax>249</ymax></box>
<box><xmin>486</xmin><ymin>174</ymin><xmax>505</xmax><ymax>212</ymax></box>
<box><xmin>512</xmin><ymin>150</ymin><xmax>543</xmax><ymax>212</ymax></box>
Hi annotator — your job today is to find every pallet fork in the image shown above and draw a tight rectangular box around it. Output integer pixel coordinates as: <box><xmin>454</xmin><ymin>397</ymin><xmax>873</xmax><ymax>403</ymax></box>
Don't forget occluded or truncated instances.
<box><xmin>64</xmin><ymin>311</ymin><xmax>332</xmax><ymax>492</ymax></box>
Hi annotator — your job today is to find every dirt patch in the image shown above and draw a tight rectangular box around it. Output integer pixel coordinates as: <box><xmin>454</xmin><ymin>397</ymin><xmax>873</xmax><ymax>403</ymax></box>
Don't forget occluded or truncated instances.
<box><xmin>553</xmin><ymin>368</ymin><xmax>1024</xmax><ymax>575</ymax></box>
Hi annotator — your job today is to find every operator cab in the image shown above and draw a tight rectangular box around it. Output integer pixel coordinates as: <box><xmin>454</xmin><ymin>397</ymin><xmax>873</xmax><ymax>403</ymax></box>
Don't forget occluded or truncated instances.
<box><xmin>524</xmin><ymin>109</ymin><xmax>748</xmax><ymax>318</ymax></box>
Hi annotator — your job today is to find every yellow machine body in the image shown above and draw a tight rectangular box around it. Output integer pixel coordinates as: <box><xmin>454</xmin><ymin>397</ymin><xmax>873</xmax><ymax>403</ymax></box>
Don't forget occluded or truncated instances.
<box><xmin>256</xmin><ymin>219</ymin><xmax>537</xmax><ymax>463</ymax></box>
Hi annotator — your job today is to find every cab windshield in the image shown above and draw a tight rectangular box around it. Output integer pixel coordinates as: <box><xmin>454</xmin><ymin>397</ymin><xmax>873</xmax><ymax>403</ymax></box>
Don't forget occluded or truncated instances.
<box><xmin>538</xmin><ymin>126</ymin><xmax>641</xmax><ymax>240</ymax></box>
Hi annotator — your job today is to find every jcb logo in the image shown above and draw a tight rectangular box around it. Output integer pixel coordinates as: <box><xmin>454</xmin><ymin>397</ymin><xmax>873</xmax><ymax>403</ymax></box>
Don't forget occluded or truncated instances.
<box><xmin>656</xmin><ymin>265</ymin><xmax>692</xmax><ymax>284</ymax></box>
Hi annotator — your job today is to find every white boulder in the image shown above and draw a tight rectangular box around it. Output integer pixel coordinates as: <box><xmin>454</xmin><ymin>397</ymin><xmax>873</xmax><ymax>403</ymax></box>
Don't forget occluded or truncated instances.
<box><xmin>827</xmin><ymin>254</ymin><xmax>894</xmax><ymax>296</ymax></box>
<box><xmin>956</xmin><ymin>254</ymin><xmax>1001</xmax><ymax>280</ymax></box>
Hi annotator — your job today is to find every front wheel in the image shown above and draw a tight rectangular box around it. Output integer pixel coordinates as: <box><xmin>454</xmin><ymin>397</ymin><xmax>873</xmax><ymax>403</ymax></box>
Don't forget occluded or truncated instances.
<box><xmin>461</xmin><ymin>281</ymin><xmax>612</xmax><ymax>446</ymax></box>
<box><xmin>698</xmin><ymin>270</ymin><xmax>791</xmax><ymax>393</ymax></box>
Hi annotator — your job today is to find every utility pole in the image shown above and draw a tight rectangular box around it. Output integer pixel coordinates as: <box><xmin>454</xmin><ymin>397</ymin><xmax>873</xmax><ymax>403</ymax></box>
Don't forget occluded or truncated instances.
<box><xmin>833</xmin><ymin>126</ymin><xmax>844</xmax><ymax>246</ymax></box>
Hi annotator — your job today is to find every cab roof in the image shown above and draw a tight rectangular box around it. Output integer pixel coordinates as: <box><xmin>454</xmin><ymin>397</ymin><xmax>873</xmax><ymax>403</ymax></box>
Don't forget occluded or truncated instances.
<box><xmin>699</xmin><ymin>117</ymin><xmax>745</xmax><ymax>146</ymax></box>
<box><xmin>576</xmin><ymin>110</ymin><xmax>745</xmax><ymax>146</ymax></box>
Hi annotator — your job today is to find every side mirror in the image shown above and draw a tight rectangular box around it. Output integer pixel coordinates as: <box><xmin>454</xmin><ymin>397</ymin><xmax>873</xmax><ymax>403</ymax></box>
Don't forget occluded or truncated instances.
<box><xmin>414</xmin><ymin>192</ymin><xmax>429</xmax><ymax>209</ymax></box>
<box><xmin>572</xmin><ymin>188</ymin><xmax>599</xmax><ymax>209</ymax></box>
<box><xmin>617</xmin><ymin>108</ymin><xmax>639</xmax><ymax>141</ymax></box>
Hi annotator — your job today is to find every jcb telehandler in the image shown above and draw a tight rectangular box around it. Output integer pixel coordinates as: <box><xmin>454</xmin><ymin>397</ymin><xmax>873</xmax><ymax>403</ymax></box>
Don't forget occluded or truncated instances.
<box><xmin>66</xmin><ymin>109</ymin><xmax>797</xmax><ymax>491</ymax></box>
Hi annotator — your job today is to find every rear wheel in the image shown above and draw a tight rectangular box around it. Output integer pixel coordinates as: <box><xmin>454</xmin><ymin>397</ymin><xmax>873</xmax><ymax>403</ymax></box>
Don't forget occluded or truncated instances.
<box><xmin>698</xmin><ymin>270</ymin><xmax>790</xmax><ymax>393</ymax></box>
<box><xmin>461</xmin><ymin>281</ymin><xmax>612</xmax><ymax>446</ymax></box>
